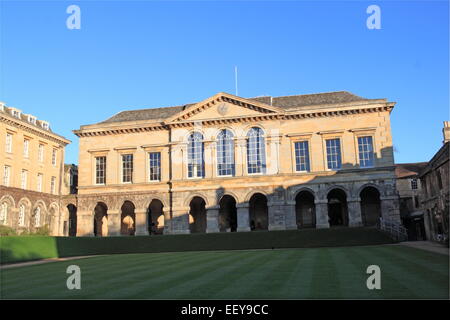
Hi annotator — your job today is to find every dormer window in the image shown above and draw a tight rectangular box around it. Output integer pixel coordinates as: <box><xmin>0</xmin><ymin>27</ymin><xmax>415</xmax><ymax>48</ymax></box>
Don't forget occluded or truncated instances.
<box><xmin>41</xmin><ymin>121</ymin><xmax>49</xmax><ymax>130</ymax></box>
<box><xmin>0</xmin><ymin>102</ymin><xmax>5</xmax><ymax>112</ymax></box>
<box><xmin>27</xmin><ymin>115</ymin><xmax>37</xmax><ymax>125</ymax></box>
<box><xmin>11</xmin><ymin>109</ymin><xmax>22</xmax><ymax>118</ymax></box>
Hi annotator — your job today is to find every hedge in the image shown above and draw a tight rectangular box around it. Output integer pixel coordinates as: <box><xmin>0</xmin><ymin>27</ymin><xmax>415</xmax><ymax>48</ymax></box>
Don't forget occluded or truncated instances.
<box><xmin>0</xmin><ymin>227</ymin><xmax>396</xmax><ymax>265</ymax></box>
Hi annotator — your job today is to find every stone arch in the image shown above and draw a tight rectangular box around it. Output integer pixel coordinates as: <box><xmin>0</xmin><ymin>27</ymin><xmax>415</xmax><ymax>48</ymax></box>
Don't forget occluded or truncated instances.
<box><xmin>189</xmin><ymin>196</ymin><xmax>207</xmax><ymax>233</ymax></box>
<box><xmin>218</xmin><ymin>191</ymin><xmax>242</xmax><ymax>205</ymax></box>
<box><xmin>242</xmin><ymin>123</ymin><xmax>266</xmax><ymax>136</ymax></box>
<box><xmin>355</xmin><ymin>183</ymin><xmax>384</xmax><ymax>198</ymax></box>
<box><xmin>322</xmin><ymin>185</ymin><xmax>350</xmax><ymax>200</ymax></box>
<box><xmin>17</xmin><ymin>197</ymin><xmax>32</xmax><ymax>228</ymax></box>
<box><xmin>31</xmin><ymin>200</ymin><xmax>47</xmax><ymax>229</ymax></box>
<box><xmin>295</xmin><ymin>189</ymin><xmax>316</xmax><ymax>228</ymax></box>
<box><xmin>145</xmin><ymin>196</ymin><xmax>168</xmax><ymax>210</ymax></box>
<box><xmin>120</xmin><ymin>200</ymin><xmax>136</xmax><ymax>236</ymax></box>
<box><xmin>93</xmin><ymin>202</ymin><xmax>108</xmax><ymax>237</ymax></box>
<box><xmin>327</xmin><ymin>188</ymin><xmax>349</xmax><ymax>227</ymax></box>
<box><xmin>244</xmin><ymin>190</ymin><xmax>269</xmax><ymax>203</ymax></box>
<box><xmin>211</xmin><ymin>126</ymin><xmax>237</xmax><ymax>140</ymax></box>
<box><xmin>147</xmin><ymin>198</ymin><xmax>165</xmax><ymax>235</ymax></box>
<box><xmin>67</xmin><ymin>203</ymin><xmax>77</xmax><ymax>236</ymax></box>
<box><xmin>360</xmin><ymin>186</ymin><xmax>382</xmax><ymax>226</ymax></box>
<box><xmin>0</xmin><ymin>194</ymin><xmax>15</xmax><ymax>226</ymax></box>
<box><xmin>291</xmin><ymin>186</ymin><xmax>317</xmax><ymax>202</ymax></box>
<box><xmin>249</xmin><ymin>193</ymin><xmax>268</xmax><ymax>231</ymax></box>
<box><xmin>184</xmin><ymin>193</ymin><xmax>210</xmax><ymax>208</ymax></box>
<box><xmin>218</xmin><ymin>194</ymin><xmax>237</xmax><ymax>232</ymax></box>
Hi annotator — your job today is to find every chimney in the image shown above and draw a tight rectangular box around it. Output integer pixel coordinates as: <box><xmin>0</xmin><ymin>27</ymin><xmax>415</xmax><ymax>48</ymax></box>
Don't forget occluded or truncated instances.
<box><xmin>443</xmin><ymin>121</ymin><xmax>450</xmax><ymax>144</ymax></box>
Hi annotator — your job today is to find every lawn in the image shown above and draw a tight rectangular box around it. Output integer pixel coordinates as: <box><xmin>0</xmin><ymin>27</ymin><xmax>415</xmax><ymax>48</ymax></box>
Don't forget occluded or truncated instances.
<box><xmin>1</xmin><ymin>245</ymin><xmax>448</xmax><ymax>299</ymax></box>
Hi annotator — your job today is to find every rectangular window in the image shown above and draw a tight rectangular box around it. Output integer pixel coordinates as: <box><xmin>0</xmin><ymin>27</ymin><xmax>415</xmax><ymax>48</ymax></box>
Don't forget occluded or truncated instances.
<box><xmin>358</xmin><ymin>136</ymin><xmax>374</xmax><ymax>168</ymax></box>
<box><xmin>411</xmin><ymin>178</ymin><xmax>418</xmax><ymax>190</ymax></box>
<box><xmin>122</xmin><ymin>154</ymin><xmax>133</xmax><ymax>183</ymax></box>
<box><xmin>3</xmin><ymin>166</ymin><xmax>11</xmax><ymax>186</ymax></box>
<box><xmin>51</xmin><ymin>176</ymin><xmax>56</xmax><ymax>194</ymax></box>
<box><xmin>21</xmin><ymin>170</ymin><xmax>28</xmax><ymax>189</ymax></box>
<box><xmin>37</xmin><ymin>173</ymin><xmax>43</xmax><ymax>192</ymax></box>
<box><xmin>52</xmin><ymin>149</ymin><xmax>57</xmax><ymax>166</ymax></box>
<box><xmin>326</xmin><ymin>138</ymin><xmax>342</xmax><ymax>170</ymax></box>
<box><xmin>23</xmin><ymin>139</ymin><xmax>29</xmax><ymax>158</ymax></box>
<box><xmin>149</xmin><ymin>152</ymin><xmax>161</xmax><ymax>181</ymax></box>
<box><xmin>38</xmin><ymin>144</ymin><xmax>44</xmax><ymax>162</ymax></box>
<box><xmin>294</xmin><ymin>141</ymin><xmax>310</xmax><ymax>172</ymax></box>
<box><xmin>95</xmin><ymin>156</ymin><xmax>106</xmax><ymax>184</ymax></box>
<box><xmin>5</xmin><ymin>133</ymin><xmax>12</xmax><ymax>153</ymax></box>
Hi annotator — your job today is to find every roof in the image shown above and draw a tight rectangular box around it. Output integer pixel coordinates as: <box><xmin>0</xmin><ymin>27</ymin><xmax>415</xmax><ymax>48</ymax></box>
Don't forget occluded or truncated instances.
<box><xmin>100</xmin><ymin>91</ymin><xmax>372</xmax><ymax>124</ymax></box>
<box><xmin>395</xmin><ymin>162</ymin><xmax>428</xmax><ymax>179</ymax></box>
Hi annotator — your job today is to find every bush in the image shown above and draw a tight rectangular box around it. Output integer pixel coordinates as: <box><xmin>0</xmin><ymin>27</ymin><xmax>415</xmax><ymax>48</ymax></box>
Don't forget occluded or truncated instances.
<box><xmin>20</xmin><ymin>225</ymin><xmax>51</xmax><ymax>236</ymax></box>
<box><xmin>0</xmin><ymin>225</ymin><xmax>17</xmax><ymax>236</ymax></box>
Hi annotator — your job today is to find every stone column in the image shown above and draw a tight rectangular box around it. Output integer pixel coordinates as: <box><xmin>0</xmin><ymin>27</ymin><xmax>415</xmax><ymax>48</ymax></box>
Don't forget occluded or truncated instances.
<box><xmin>170</xmin><ymin>206</ymin><xmax>190</xmax><ymax>234</ymax></box>
<box><xmin>236</xmin><ymin>203</ymin><xmax>250</xmax><ymax>232</ymax></box>
<box><xmin>235</xmin><ymin>138</ymin><xmax>246</xmax><ymax>177</ymax></box>
<box><xmin>163</xmin><ymin>207</ymin><xmax>171</xmax><ymax>235</ymax></box>
<box><xmin>206</xmin><ymin>206</ymin><xmax>220</xmax><ymax>233</ymax></box>
<box><xmin>314</xmin><ymin>200</ymin><xmax>330</xmax><ymax>229</ymax></box>
<box><xmin>380</xmin><ymin>196</ymin><xmax>401</xmax><ymax>222</ymax></box>
<box><xmin>107</xmin><ymin>210</ymin><xmax>120</xmax><ymax>236</ymax></box>
<box><xmin>284</xmin><ymin>201</ymin><xmax>297</xmax><ymax>230</ymax></box>
<box><xmin>347</xmin><ymin>198</ymin><xmax>363</xmax><ymax>227</ymax></box>
<box><xmin>268</xmin><ymin>202</ymin><xmax>286</xmax><ymax>231</ymax></box>
<box><xmin>77</xmin><ymin>211</ymin><xmax>94</xmax><ymax>236</ymax></box>
<box><xmin>204</xmin><ymin>140</ymin><xmax>214</xmax><ymax>179</ymax></box>
<box><xmin>135</xmin><ymin>210</ymin><xmax>148</xmax><ymax>236</ymax></box>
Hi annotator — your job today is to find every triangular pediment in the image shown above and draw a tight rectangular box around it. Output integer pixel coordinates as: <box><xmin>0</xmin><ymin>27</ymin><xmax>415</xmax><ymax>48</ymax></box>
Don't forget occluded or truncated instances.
<box><xmin>164</xmin><ymin>92</ymin><xmax>284</xmax><ymax>124</ymax></box>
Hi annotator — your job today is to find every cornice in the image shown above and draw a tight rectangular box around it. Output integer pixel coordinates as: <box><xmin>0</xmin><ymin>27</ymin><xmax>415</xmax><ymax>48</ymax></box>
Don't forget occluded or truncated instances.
<box><xmin>1</xmin><ymin>114</ymin><xmax>71</xmax><ymax>146</ymax></box>
<box><xmin>73</xmin><ymin>102</ymin><xmax>394</xmax><ymax>138</ymax></box>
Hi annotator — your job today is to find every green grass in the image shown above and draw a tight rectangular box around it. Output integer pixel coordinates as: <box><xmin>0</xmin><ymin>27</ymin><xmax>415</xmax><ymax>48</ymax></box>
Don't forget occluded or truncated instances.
<box><xmin>1</xmin><ymin>245</ymin><xmax>448</xmax><ymax>299</ymax></box>
<box><xmin>1</xmin><ymin>227</ymin><xmax>395</xmax><ymax>264</ymax></box>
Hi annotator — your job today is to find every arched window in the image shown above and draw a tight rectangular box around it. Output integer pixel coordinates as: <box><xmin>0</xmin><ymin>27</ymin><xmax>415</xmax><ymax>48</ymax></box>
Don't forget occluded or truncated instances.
<box><xmin>0</xmin><ymin>202</ymin><xmax>8</xmax><ymax>225</ymax></box>
<box><xmin>34</xmin><ymin>207</ymin><xmax>41</xmax><ymax>227</ymax></box>
<box><xmin>18</xmin><ymin>204</ymin><xmax>25</xmax><ymax>226</ymax></box>
<box><xmin>217</xmin><ymin>129</ymin><xmax>235</xmax><ymax>176</ymax></box>
<box><xmin>187</xmin><ymin>132</ymin><xmax>204</xmax><ymax>178</ymax></box>
<box><xmin>247</xmin><ymin>127</ymin><xmax>266</xmax><ymax>174</ymax></box>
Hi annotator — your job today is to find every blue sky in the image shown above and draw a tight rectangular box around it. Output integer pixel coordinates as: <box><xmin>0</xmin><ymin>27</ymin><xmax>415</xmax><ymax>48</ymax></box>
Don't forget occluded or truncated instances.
<box><xmin>1</xmin><ymin>0</ymin><xmax>448</xmax><ymax>165</ymax></box>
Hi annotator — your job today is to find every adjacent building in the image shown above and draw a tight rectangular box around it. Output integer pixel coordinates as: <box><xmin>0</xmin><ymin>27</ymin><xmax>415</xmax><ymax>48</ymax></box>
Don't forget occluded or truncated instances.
<box><xmin>419</xmin><ymin>122</ymin><xmax>450</xmax><ymax>244</ymax></box>
<box><xmin>0</xmin><ymin>102</ymin><xmax>71</xmax><ymax>235</ymax></box>
<box><xmin>395</xmin><ymin>162</ymin><xmax>427</xmax><ymax>240</ymax></box>
<box><xmin>73</xmin><ymin>91</ymin><xmax>400</xmax><ymax>236</ymax></box>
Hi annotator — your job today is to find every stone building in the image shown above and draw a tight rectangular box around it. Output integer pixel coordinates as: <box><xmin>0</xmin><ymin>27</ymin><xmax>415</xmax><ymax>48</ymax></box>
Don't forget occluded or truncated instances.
<box><xmin>419</xmin><ymin>122</ymin><xmax>450</xmax><ymax>244</ymax></box>
<box><xmin>395</xmin><ymin>162</ymin><xmax>427</xmax><ymax>240</ymax></box>
<box><xmin>73</xmin><ymin>91</ymin><xmax>400</xmax><ymax>237</ymax></box>
<box><xmin>0</xmin><ymin>102</ymin><xmax>71</xmax><ymax>235</ymax></box>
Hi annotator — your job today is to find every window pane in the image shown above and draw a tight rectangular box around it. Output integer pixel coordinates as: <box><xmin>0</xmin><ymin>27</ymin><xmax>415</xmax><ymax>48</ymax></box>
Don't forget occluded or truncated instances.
<box><xmin>122</xmin><ymin>154</ymin><xmax>133</xmax><ymax>183</ymax></box>
<box><xmin>326</xmin><ymin>139</ymin><xmax>342</xmax><ymax>170</ymax></box>
<box><xmin>188</xmin><ymin>132</ymin><xmax>204</xmax><ymax>178</ymax></box>
<box><xmin>95</xmin><ymin>157</ymin><xmax>106</xmax><ymax>184</ymax></box>
<box><xmin>217</xmin><ymin>129</ymin><xmax>235</xmax><ymax>176</ymax></box>
<box><xmin>295</xmin><ymin>141</ymin><xmax>310</xmax><ymax>172</ymax></box>
<box><xmin>247</xmin><ymin>127</ymin><xmax>266</xmax><ymax>174</ymax></box>
<box><xmin>358</xmin><ymin>136</ymin><xmax>374</xmax><ymax>168</ymax></box>
<box><xmin>149</xmin><ymin>152</ymin><xmax>161</xmax><ymax>181</ymax></box>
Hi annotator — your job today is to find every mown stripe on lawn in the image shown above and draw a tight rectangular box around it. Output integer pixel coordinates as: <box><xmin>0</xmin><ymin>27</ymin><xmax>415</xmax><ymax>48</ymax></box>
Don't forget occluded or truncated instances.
<box><xmin>81</xmin><ymin>251</ymin><xmax>238</xmax><ymax>299</ymax></box>
<box><xmin>308</xmin><ymin>248</ymin><xmax>341</xmax><ymax>299</ymax></box>
<box><xmin>2</xmin><ymin>252</ymin><xmax>202</xmax><ymax>299</ymax></box>
<box><xmin>213</xmin><ymin>250</ymin><xmax>295</xmax><ymax>299</ymax></box>
<box><xmin>146</xmin><ymin>250</ymin><xmax>273</xmax><ymax>299</ymax></box>
<box><xmin>350</xmin><ymin>247</ymin><xmax>433</xmax><ymax>299</ymax></box>
<box><xmin>366</xmin><ymin>246</ymin><xmax>449</xmax><ymax>299</ymax></box>
<box><xmin>276</xmin><ymin>248</ymin><xmax>317</xmax><ymax>299</ymax></box>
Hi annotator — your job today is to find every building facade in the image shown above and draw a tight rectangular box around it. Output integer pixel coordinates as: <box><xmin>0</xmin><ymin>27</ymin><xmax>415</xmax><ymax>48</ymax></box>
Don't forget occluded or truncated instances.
<box><xmin>0</xmin><ymin>102</ymin><xmax>71</xmax><ymax>235</ymax></box>
<box><xmin>419</xmin><ymin>122</ymin><xmax>450</xmax><ymax>244</ymax></box>
<box><xmin>73</xmin><ymin>91</ymin><xmax>400</xmax><ymax>237</ymax></box>
<box><xmin>395</xmin><ymin>162</ymin><xmax>427</xmax><ymax>240</ymax></box>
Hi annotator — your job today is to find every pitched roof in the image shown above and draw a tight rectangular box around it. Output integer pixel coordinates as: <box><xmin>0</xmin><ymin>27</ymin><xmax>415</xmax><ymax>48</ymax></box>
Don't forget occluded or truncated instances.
<box><xmin>395</xmin><ymin>162</ymin><xmax>428</xmax><ymax>179</ymax></box>
<box><xmin>100</xmin><ymin>91</ymin><xmax>372</xmax><ymax>124</ymax></box>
